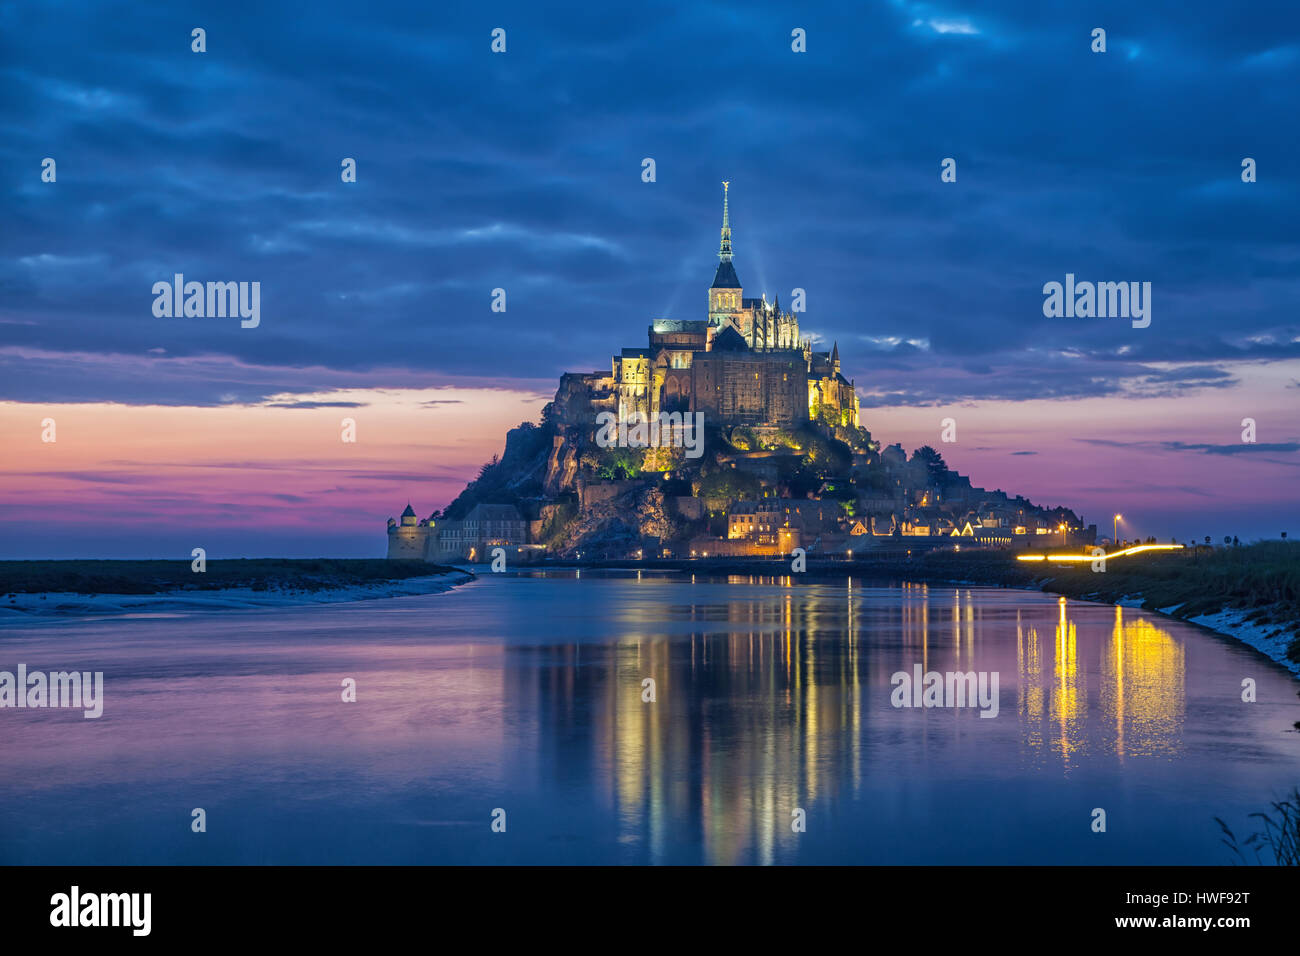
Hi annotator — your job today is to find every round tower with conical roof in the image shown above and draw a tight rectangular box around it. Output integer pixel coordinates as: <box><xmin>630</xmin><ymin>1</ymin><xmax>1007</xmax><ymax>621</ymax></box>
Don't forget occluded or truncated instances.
<box><xmin>387</xmin><ymin>502</ymin><xmax>434</xmax><ymax>559</ymax></box>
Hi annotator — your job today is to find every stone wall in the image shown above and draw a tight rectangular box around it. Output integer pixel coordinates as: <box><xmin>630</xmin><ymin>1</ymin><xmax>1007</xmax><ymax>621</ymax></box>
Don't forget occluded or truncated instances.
<box><xmin>670</xmin><ymin>496</ymin><xmax>705</xmax><ymax>521</ymax></box>
<box><xmin>691</xmin><ymin>351</ymin><xmax>808</xmax><ymax>425</ymax></box>
<box><xmin>578</xmin><ymin>479</ymin><xmax>641</xmax><ymax>510</ymax></box>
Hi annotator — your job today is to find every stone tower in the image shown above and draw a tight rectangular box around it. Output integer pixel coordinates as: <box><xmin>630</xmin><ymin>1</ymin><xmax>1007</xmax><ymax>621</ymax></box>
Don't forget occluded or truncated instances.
<box><xmin>386</xmin><ymin>502</ymin><xmax>433</xmax><ymax>559</ymax></box>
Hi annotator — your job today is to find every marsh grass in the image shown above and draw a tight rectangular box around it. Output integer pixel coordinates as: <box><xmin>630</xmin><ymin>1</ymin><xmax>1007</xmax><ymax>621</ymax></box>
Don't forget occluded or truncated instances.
<box><xmin>1215</xmin><ymin>788</ymin><xmax>1300</xmax><ymax>865</ymax></box>
<box><xmin>0</xmin><ymin>558</ymin><xmax>461</xmax><ymax>596</ymax></box>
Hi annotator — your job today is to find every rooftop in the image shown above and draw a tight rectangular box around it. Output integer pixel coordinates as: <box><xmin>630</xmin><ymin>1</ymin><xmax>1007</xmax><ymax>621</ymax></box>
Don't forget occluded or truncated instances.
<box><xmin>711</xmin><ymin>259</ymin><xmax>741</xmax><ymax>289</ymax></box>
<box><xmin>651</xmin><ymin>319</ymin><xmax>708</xmax><ymax>333</ymax></box>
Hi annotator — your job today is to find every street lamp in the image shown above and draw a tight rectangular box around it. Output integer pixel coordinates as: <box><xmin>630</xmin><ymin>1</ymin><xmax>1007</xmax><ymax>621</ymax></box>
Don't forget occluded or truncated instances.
<box><xmin>1113</xmin><ymin>514</ymin><xmax>1123</xmax><ymax>546</ymax></box>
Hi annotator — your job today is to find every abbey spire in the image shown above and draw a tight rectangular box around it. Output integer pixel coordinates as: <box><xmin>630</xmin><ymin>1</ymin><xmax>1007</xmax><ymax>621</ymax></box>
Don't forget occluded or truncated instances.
<box><xmin>718</xmin><ymin>180</ymin><xmax>733</xmax><ymax>262</ymax></box>
<box><xmin>710</xmin><ymin>182</ymin><xmax>742</xmax><ymax>309</ymax></box>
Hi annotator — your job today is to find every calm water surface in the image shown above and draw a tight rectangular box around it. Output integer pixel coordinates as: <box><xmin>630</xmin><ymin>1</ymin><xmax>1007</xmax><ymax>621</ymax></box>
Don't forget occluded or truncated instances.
<box><xmin>1</xmin><ymin>571</ymin><xmax>1297</xmax><ymax>864</ymax></box>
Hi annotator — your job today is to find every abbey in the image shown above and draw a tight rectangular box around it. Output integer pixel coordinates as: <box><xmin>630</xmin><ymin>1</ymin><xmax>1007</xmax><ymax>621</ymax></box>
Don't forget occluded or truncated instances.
<box><xmin>388</xmin><ymin>184</ymin><xmax>863</xmax><ymax>561</ymax></box>
<box><xmin>602</xmin><ymin>183</ymin><xmax>860</xmax><ymax>430</ymax></box>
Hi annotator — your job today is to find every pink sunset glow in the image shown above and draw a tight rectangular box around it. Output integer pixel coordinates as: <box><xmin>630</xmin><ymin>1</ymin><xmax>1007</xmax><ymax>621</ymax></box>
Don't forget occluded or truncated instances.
<box><xmin>2</xmin><ymin>356</ymin><xmax>1297</xmax><ymax>558</ymax></box>
<box><xmin>0</xmin><ymin>386</ymin><xmax>550</xmax><ymax>558</ymax></box>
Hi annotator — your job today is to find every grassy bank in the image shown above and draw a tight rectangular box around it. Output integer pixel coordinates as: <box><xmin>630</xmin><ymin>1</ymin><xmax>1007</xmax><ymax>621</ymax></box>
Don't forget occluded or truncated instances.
<box><xmin>0</xmin><ymin>558</ymin><xmax>463</xmax><ymax>596</ymax></box>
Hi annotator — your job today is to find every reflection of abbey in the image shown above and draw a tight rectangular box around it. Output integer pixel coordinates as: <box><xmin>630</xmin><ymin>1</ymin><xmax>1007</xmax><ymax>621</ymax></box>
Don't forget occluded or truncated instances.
<box><xmin>610</xmin><ymin>183</ymin><xmax>860</xmax><ymax>430</ymax></box>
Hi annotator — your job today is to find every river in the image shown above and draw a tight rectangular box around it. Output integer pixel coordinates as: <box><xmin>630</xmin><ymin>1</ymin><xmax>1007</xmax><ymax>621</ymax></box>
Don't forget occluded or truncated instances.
<box><xmin>1</xmin><ymin>570</ymin><xmax>1296</xmax><ymax>864</ymax></box>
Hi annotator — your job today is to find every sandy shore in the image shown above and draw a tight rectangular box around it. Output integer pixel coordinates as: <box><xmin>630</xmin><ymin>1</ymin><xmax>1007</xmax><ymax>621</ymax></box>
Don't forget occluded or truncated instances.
<box><xmin>1179</xmin><ymin>606</ymin><xmax>1300</xmax><ymax>678</ymax></box>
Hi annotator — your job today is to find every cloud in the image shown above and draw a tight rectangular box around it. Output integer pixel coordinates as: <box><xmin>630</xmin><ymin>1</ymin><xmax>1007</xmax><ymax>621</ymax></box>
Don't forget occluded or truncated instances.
<box><xmin>1077</xmin><ymin>438</ymin><xmax>1300</xmax><ymax>456</ymax></box>
<box><xmin>0</xmin><ymin>0</ymin><xmax>1297</xmax><ymax>415</ymax></box>
<box><xmin>916</xmin><ymin>18</ymin><xmax>979</xmax><ymax>36</ymax></box>
<box><xmin>263</xmin><ymin>400</ymin><xmax>368</xmax><ymax>409</ymax></box>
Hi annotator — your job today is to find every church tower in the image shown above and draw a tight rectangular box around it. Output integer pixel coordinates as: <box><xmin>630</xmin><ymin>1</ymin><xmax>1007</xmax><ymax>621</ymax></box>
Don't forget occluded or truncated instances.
<box><xmin>708</xmin><ymin>182</ymin><xmax>742</xmax><ymax>325</ymax></box>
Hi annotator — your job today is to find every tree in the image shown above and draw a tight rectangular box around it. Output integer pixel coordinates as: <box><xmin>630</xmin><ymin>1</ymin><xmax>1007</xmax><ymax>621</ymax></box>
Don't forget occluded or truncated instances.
<box><xmin>696</xmin><ymin>466</ymin><xmax>761</xmax><ymax>502</ymax></box>
<box><xmin>600</xmin><ymin>447</ymin><xmax>642</xmax><ymax>480</ymax></box>
<box><xmin>642</xmin><ymin>443</ymin><xmax>684</xmax><ymax>474</ymax></box>
<box><xmin>911</xmin><ymin>446</ymin><xmax>948</xmax><ymax>485</ymax></box>
<box><xmin>728</xmin><ymin>426</ymin><xmax>759</xmax><ymax>451</ymax></box>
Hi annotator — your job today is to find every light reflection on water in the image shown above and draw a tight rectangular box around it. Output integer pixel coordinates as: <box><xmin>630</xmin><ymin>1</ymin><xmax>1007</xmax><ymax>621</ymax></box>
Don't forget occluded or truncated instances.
<box><xmin>0</xmin><ymin>571</ymin><xmax>1295</xmax><ymax>865</ymax></box>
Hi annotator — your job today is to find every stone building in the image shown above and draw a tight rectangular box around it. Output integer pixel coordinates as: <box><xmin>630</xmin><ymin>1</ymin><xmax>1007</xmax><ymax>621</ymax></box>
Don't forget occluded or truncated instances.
<box><xmin>433</xmin><ymin>503</ymin><xmax>527</xmax><ymax>561</ymax></box>
<box><xmin>608</xmin><ymin>183</ymin><xmax>860</xmax><ymax>430</ymax></box>
<box><xmin>386</xmin><ymin>503</ymin><xmax>436</xmax><ymax>559</ymax></box>
<box><xmin>386</xmin><ymin>502</ymin><xmax>527</xmax><ymax>562</ymax></box>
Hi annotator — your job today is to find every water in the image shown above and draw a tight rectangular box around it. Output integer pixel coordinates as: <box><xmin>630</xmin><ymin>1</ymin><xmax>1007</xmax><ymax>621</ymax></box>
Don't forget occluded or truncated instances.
<box><xmin>1</xmin><ymin>571</ymin><xmax>1296</xmax><ymax>864</ymax></box>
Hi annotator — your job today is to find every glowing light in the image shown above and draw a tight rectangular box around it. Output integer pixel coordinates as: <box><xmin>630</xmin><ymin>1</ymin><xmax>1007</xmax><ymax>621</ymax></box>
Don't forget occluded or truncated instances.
<box><xmin>1016</xmin><ymin>543</ymin><xmax>1184</xmax><ymax>563</ymax></box>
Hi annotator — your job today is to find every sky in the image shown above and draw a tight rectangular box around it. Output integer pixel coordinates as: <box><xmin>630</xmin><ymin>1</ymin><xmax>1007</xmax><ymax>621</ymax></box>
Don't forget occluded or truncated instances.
<box><xmin>1</xmin><ymin>0</ymin><xmax>1298</xmax><ymax>558</ymax></box>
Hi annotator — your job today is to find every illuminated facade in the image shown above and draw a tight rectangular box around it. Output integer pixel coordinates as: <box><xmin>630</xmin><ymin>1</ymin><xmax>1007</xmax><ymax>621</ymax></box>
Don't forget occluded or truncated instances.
<box><xmin>610</xmin><ymin>184</ymin><xmax>860</xmax><ymax>429</ymax></box>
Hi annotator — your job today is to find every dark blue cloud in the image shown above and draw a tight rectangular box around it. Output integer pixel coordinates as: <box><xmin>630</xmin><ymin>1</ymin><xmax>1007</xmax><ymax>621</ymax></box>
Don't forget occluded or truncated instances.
<box><xmin>1</xmin><ymin>0</ymin><xmax>1297</xmax><ymax>405</ymax></box>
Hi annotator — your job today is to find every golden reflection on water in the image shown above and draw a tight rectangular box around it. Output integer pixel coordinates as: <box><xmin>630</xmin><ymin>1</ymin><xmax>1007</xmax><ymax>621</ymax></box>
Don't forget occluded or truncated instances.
<box><xmin>1101</xmin><ymin>605</ymin><xmax>1186</xmax><ymax>759</ymax></box>
<box><xmin>529</xmin><ymin>576</ymin><xmax>1187</xmax><ymax>863</ymax></box>
<box><xmin>1015</xmin><ymin>598</ymin><xmax>1185</xmax><ymax>770</ymax></box>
